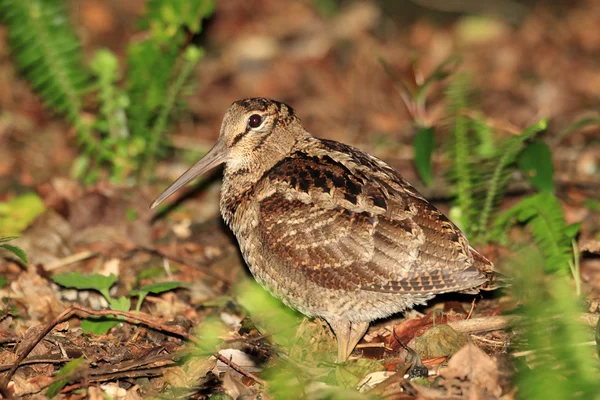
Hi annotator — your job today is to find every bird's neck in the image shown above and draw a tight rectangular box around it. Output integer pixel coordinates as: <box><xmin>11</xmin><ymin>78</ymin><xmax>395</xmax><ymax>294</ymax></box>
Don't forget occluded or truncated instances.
<box><xmin>220</xmin><ymin>128</ymin><xmax>312</xmax><ymax>226</ymax></box>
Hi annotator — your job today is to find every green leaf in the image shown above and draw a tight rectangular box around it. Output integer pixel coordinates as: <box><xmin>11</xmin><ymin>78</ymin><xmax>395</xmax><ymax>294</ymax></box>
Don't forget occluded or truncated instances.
<box><xmin>0</xmin><ymin>193</ymin><xmax>45</xmax><ymax>237</ymax></box>
<box><xmin>584</xmin><ymin>199</ymin><xmax>600</xmax><ymax>212</ymax></box>
<box><xmin>413</xmin><ymin>126</ymin><xmax>435</xmax><ymax>186</ymax></box>
<box><xmin>134</xmin><ymin>281</ymin><xmax>188</xmax><ymax>295</ymax></box>
<box><xmin>447</xmin><ymin>74</ymin><xmax>474</xmax><ymax>234</ymax></box>
<box><xmin>81</xmin><ymin>318</ymin><xmax>118</xmax><ymax>335</ymax></box>
<box><xmin>126</xmin><ymin>208</ymin><xmax>138</xmax><ymax>222</ymax></box>
<box><xmin>0</xmin><ymin>243</ymin><xmax>28</xmax><ymax>265</ymax></box>
<box><xmin>52</xmin><ymin>273</ymin><xmax>118</xmax><ymax>298</ymax></box>
<box><xmin>46</xmin><ymin>358</ymin><xmax>86</xmax><ymax>398</ymax></box>
<box><xmin>0</xmin><ymin>276</ymin><xmax>8</xmax><ymax>288</ymax></box>
<box><xmin>518</xmin><ymin>140</ymin><xmax>554</xmax><ymax>193</ymax></box>
<box><xmin>0</xmin><ymin>0</ymin><xmax>88</xmax><ymax>123</ymax></box>
<box><xmin>494</xmin><ymin>193</ymin><xmax>575</xmax><ymax>273</ymax></box>
<box><xmin>109</xmin><ymin>296</ymin><xmax>131</xmax><ymax>312</ymax></box>
<box><xmin>564</xmin><ymin>222</ymin><xmax>582</xmax><ymax>240</ymax></box>
<box><xmin>137</xmin><ymin>266</ymin><xmax>166</xmax><ymax>281</ymax></box>
<box><xmin>70</xmin><ymin>154</ymin><xmax>90</xmax><ymax>180</ymax></box>
<box><xmin>131</xmin><ymin>281</ymin><xmax>187</xmax><ymax>312</ymax></box>
<box><xmin>471</xmin><ymin>117</ymin><xmax>495</xmax><ymax>158</ymax></box>
<box><xmin>475</xmin><ymin>119</ymin><xmax>547</xmax><ymax>239</ymax></box>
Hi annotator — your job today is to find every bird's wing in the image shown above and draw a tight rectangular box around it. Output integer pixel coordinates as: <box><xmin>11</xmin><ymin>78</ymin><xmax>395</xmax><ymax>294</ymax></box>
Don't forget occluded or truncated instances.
<box><xmin>256</xmin><ymin>144</ymin><xmax>487</xmax><ymax>294</ymax></box>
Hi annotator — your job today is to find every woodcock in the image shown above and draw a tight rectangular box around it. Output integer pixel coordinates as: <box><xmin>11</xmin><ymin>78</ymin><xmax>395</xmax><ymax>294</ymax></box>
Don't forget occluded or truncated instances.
<box><xmin>151</xmin><ymin>98</ymin><xmax>500</xmax><ymax>362</ymax></box>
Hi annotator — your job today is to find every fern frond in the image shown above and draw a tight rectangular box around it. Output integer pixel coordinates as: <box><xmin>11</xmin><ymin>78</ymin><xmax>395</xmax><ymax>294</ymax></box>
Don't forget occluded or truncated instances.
<box><xmin>446</xmin><ymin>74</ymin><xmax>475</xmax><ymax>233</ymax></box>
<box><xmin>475</xmin><ymin>119</ymin><xmax>547</xmax><ymax>237</ymax></box>
<box><xmin>0</xmin><ymin>0</ymin><xmax>113</xmax><ymax>163</ymax></box>
<box><xmin>494</xmin><ymin>193</ymin><xmax>579</xmax><ymax>273</ymax></box>
<box><xmin>0</xmin><ymin>0</ymin><xmax>87</xmax><ymax>123</ymax></box>
<box><xmin>126</xmin><ymin>41</ymin><xmax>180</xmax><ymax>143</ymax></box>
<box><xmin>91</xmin><ymin>50</ymin><xmax>129</xmax><ymax>141</ymax></box>
<box><xmin>141</xmin><ymin>46</ymin><xmax>204</xmax><ymax>180</ymax></box>
<box><xmin>139</xmin><ymin>0</ymin><xmax>215</xmax><ymax>43</ymax></box>
<box><xmin>126</xmin><ymin>0</ymin><xmax>214</xmax><ymax>181</ymax></box>
<box><xmin>90</xmin><ymin>49</ymin><xmax>137</xmax><ymax>182</ymax></box>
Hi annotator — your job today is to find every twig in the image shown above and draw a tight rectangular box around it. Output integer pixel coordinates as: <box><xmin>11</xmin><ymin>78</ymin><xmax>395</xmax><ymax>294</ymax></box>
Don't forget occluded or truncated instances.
<box><xmin>447</xmin><ymin>315</ymin><xmax>514</xmax><ymax>333</ymax></box>
<box><xmin>355</xmin><ymin>342</ymin><xmax>392</xmax><ymax>350</ymax></box>
<box><xmin>142</xmin><ymin>247</ymin><xmax>233</xmax><ymax>285</ymax></box>
<box><xmin>0</xmin><ymin>358</ymin><xmax>72</xmax><ymax>372</ymax></box>
<box><xmin>0</xmin><ymin>305</ymin><xmax>74</xmax><ymax>397</ymax></box>
<box><xmin>466</xmin><ymin>298</ymin><xmax>476</xmax><ymax>320</ymax></box>
<box><xmin>215</xmin><ymin>353</ymin><xmax>267</xmax><ymax>386</ymax></box>
<box><xmin>447</xmin><ymin>313</ymin><xmax>600</xmax><ymax>334</ymax></box>
<box><xmin>470</xmin><ymin>335</ymin><xmax>506</xmax><ymax>347</ymax></box>
<box><xmin>45</xmin><ymin>251</ymin><xmax>97</xmax><ymax>271</ymax></box>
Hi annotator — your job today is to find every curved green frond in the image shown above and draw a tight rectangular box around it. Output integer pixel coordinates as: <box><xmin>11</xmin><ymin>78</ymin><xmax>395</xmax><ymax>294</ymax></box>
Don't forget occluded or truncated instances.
<box><xmin>0</xmin><ymin>0</ymin><xmax>88</xmax><ymax>123</ymax></box>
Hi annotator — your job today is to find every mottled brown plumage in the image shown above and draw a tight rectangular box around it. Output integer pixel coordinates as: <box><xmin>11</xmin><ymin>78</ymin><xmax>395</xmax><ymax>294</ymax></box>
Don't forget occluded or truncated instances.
<box><xmin>151</xmin><ymin>98</ymin><xmax>500</xmax><ymax>362</ymax></box>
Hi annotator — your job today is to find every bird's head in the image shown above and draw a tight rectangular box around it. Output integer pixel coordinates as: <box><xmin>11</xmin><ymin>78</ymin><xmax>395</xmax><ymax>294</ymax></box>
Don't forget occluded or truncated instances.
<box><xmin>150</xmin><ymin>98</ymin><xmax>307</xmax><ymax>209</ymax></box>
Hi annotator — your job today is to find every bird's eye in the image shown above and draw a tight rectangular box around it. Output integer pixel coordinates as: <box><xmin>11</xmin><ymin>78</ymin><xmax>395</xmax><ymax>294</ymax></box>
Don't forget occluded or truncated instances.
<box><xmin>248</xmin><ymin>114</ymin><xmax>263</xmax><ymax>128</ymax></box>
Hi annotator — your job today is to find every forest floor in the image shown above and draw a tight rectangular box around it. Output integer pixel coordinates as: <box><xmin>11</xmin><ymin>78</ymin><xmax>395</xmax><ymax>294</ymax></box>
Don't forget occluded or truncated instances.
<box><xmin>1</xmin><ymin>0</ymin><xmax>600</xmax><ymax>398</ymax></box>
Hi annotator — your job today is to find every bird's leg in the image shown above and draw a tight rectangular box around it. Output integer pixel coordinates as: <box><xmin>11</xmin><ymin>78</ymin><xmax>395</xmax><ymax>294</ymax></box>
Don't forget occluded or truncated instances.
<box><xmin>329</xmin><ymin>319</ymin><xmax>370</xmax><ymax>362</ymax></box>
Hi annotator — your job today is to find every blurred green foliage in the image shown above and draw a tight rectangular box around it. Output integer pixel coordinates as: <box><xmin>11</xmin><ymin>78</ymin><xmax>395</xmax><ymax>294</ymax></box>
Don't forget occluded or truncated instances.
<box><xmin>0</xmin><ymin>0</ymin><xmax>214</xmax><ymax>184</ymax></box>
<box><xmin>413</xmin><ymin>126</ymin><xmax>435</xmax><ymax>186</ymax></box>
<box><xmin>46</xmin><ymin>358</ymin><xmax>86</xmax><ymax>398</ymax></box>
<box><xmin>0</xmin><ymin>193</ymin><xmax>45</xmax><ymax>237</ymax></box>
<box><xmin>510</xmin><ymin>248</ymin><xmax>599</xmax><ymax>399</ymax></box>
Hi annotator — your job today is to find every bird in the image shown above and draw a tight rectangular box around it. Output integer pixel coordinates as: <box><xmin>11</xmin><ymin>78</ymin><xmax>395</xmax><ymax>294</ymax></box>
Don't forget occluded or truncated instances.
<box><xmin>151</xmin><ymin>97</ymin><xmax>500</xmax><ymax>362</ymax></box>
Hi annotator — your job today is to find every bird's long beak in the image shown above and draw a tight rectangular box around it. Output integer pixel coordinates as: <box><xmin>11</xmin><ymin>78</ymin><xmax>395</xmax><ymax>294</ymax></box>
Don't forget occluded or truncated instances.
<box><xmin>150</xmin><ymin>139</ymin><xmax>227</xmax><ymax>209</ymax></box>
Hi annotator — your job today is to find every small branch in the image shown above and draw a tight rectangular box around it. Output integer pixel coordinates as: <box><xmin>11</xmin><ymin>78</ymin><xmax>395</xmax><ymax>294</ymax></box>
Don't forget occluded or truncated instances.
<box><xmin>448</xmin><ymin>315</ymin><xmax>515</xmax><ymax>334</ymax></box>
<box><xmin>45</xmin><ymin>251</ymin><xmax>97</xmax><ymax>271</ymax></box>
<box><xmin>215</xmin><ymin>353</ymin><xmax>267</xmax><ymax>386</ymax></box>
<box><xmin>0</xmin><ymin>358</ymin><xmax>72</xmax><ymax>372</ymax></box>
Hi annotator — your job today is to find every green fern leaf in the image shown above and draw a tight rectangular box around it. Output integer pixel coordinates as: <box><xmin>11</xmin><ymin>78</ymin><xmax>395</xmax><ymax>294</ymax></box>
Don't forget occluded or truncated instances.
<box><xmin>447</xmin><ymin>74</ymin><xmax>475</xmax><ymax>234</ymax></box>
<box><xmin>0</xmin><ymin>0</ymin><xmax>88</xmax><ymax>123</ymax></box>
<box><xmin>475</xmin><ymin>119</ymin><xmax>547</xmax><ymax>237</ymax></box>
<box><xmin>494</xmin><ymin>193</ymin><xmax>578</xmax><ymax>272</ymax></box>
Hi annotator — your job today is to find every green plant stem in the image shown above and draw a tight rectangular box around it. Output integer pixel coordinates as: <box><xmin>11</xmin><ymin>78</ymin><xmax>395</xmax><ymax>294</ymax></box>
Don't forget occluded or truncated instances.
<box><xmin>478</xmin><ymin>151</ymin><xmax>506</xmax><ymax>237</ymax></box>
<box><xmin>569</xmin><ymin>240</ymin><xmax>581</xmax><ymax>297</ymax></box>
<box><xmin>141</xmin><ymin>48</ymin><xmax>201</xmax><ymax>182</ymax></box>
<box><xmin>454</xmin><ymin>105</ymin><xmax>472</xmax><ymax>231</ymax></box>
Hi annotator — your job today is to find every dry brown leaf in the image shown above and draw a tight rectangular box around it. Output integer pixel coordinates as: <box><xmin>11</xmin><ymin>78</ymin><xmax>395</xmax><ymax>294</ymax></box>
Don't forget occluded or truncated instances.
<box><xmin>11</xmin><ymin>268</ymin><xmax>64</xmax><ymax>323</ymax></box>
<box><xmin>439</xmin><ymin>342</ymin><xmax>502</xmax><ymax>399</ymax></box>
<box><xmin>11</xmin><ymin>210</ymin><xmax>72</xmax><ymax>267</ymax></box>
<box><xmin>10</xmin><ymin>374</ymin><xmax>52</xmax><ymax>397</ymax></box>
<box><xmin>163</xmin><ymin>355</ymin><xmax>215</xmax><ymax>389</ymax></box>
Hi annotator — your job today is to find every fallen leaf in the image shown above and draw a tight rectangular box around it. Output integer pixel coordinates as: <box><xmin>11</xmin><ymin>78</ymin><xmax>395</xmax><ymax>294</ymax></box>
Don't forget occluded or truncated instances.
<box><xmin>439</xmin><ymin>342</ymin><xmax>502</xmax><ymax>399</ymax></box>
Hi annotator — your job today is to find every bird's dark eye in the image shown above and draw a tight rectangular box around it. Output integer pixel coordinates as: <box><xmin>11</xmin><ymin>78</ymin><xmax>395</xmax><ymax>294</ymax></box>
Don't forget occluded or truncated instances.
<box><xmin>248</xmin><ymin>114</ymin><xmax>263</xmax><ymax>128</ymax></box>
